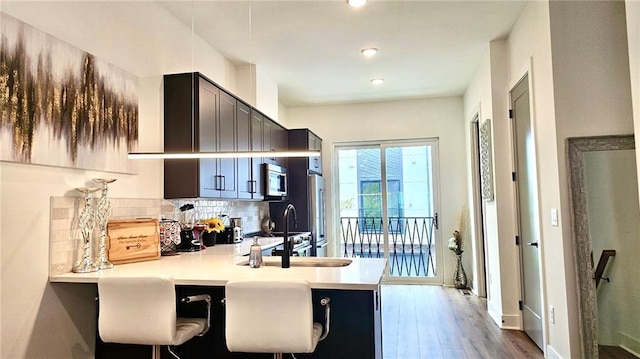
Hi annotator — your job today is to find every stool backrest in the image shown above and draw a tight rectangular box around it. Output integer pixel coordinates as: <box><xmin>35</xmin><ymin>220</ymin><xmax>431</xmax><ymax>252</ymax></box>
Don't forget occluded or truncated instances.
<box><xmin>98</xmin><ymin>276</ymin><xmax>177</xmax><ymax>345</ymax></box>
<box><xmin>225</xmin><ymin>279</ymin><xmax>315</xmax><ymax>353</ymax></box>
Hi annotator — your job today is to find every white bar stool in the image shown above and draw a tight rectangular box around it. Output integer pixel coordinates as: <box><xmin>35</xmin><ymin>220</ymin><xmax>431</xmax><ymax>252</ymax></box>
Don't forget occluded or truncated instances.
<box><xmin>97</xmin><ymin>276</ymin><xmax>211</xmax><ymax>359</ymax></box>
<box><xmin>224</xmin><ymin>279</ymin><xmax>331</xmax><ymax>359</ymax></box>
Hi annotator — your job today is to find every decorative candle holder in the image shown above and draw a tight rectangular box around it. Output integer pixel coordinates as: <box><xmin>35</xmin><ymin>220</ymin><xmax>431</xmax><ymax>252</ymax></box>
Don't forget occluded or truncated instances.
<box><xmin>73</xmin><ymin>187</ymin><xmax>100</xmax><ymax>273</ymax></box>
<box><xmin>93</xmin><ymin>178</ymin><xmax>117</xmax><ymax>270</ymax></box>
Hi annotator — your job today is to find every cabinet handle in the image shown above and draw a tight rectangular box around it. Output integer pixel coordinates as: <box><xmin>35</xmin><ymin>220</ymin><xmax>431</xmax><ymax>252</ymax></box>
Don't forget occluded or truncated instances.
<box><xmin>215</xmin><ymin>175</ymin><xmax>222</xmax><ymax>191</ymax></box>
<box><xmin>221</xmin><ymin>175</ymin><xmax>226</xmax><ymax>191</ymax></box>
<box><xmin>250</xmin><ymin>180</ymin><xmax>256</xmax><ymax>194</ymax></box>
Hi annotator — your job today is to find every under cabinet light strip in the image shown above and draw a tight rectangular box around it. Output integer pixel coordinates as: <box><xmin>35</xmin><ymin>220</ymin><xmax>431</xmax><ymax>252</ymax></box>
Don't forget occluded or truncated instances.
<box><xmin>128</xmin><ymin>151</ymin><xmax>321</xmax><ymax>160</ymax></box>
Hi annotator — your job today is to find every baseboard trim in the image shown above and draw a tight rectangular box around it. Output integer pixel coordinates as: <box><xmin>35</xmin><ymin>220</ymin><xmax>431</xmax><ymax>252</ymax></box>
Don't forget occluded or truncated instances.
<box><xmin>487</xmin><ymin>300</ymin><xmax>502</xmax><ymax>327</ymax></box>
<box><xmin>501</xmin><ymin>314</ymin><xmax>521</xmax><ymax>330</ymax></box>
<box><xmin>546</xmin><ymin>344</ymin><xmax>564</xmax><ymax>359</ymax></box>
<box><xmin>619</xmin><ymin>331</ymin><xmax>640</xmax><ymax>357</ymax></box>
<box><xmin>486</xmin><ymin>300</ymin><xmax>522</xmax><ymax>329</ymax></box>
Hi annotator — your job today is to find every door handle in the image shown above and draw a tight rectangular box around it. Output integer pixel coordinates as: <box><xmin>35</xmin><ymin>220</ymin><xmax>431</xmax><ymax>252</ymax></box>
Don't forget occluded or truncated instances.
<box><xmin>527</xmin><ymin>242</ymin><xmax>539</xmax><ymax>247</ymax></box>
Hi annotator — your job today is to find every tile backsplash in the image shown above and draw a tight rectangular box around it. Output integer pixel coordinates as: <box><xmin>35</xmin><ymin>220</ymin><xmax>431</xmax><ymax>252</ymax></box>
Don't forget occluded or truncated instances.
<box><xmin>49</xmin><ymin>197</ymin><xmax>268</xmax><ymax>276</ymax></box>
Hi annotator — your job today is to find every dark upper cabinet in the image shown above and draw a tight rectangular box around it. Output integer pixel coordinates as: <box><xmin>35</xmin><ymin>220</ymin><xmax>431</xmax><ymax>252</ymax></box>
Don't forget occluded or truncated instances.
<box><xmin>217</xmin><ymin>91</ymin><xmax>238</xmax><ymax>198</ymax></box>
<box><xmin>270</xmin><ymin>128</ymin><xmax>321</xmax><ymax>228</ymax></box>
<box><xmin>261</xmin><ymin>116</ymin><xmax>289</xmax><ymax>168</ymax></box>
<box><xmin>163</xmin><ymin>73</ymin><xmax>206</xmax><ymax>199</ymax></box>
<box><xmin>164</xmin><ymin>72</ymin><xmax>288</xmax><ymax>200</ymax></box>
<box><xmin>250</xmin><ymin>109</ymin><xmax>265</xmax><ymax>200</ymax></box>
<box><xmin>263</xmin><ymin>117</ymin><xmax>273</xmax><ymax>163</ymax></box>
<box><xmin>271</xmin><ymin>122</ymin><xmax>289</xmax><ymax>168</ymax></box>
<box><xmin>288</xmin><ymin>129</ymin><xmax>322</xmax><ymax>175</ymax></box>
<box><xmin>237</xmin><ymin>101</ymin><xmax>254</xmax><ymax>199</ymax></box>
<box><xmin>164</xmin><ymin>73</ymin><xmax>237</xmax><ymax>199</ymax></box>
<box><xmin>249</xmin><ymin>110</ymin><xmax>289</xmax><ymax>199</ymax></box>
<box><xmin>197</xmin><ymin>79</ymin><xmax>220</xmax><ymax>197</ymax></box>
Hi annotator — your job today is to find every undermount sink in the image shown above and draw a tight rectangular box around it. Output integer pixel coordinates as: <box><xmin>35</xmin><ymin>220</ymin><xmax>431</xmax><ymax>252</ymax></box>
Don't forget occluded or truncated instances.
<box><xmin>237</xmin><ymin>257</ymin><xmax>352</xmax><ymax>268</ymax></box>
<box><xmin>267</xmin><ymin>231</ymin><xmax>309</xmax><ymax>237</ymax></box>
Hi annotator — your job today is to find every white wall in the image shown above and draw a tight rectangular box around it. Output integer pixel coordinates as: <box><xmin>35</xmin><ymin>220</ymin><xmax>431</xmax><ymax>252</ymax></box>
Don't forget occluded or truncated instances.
<box><xmin>627</xmin><ymin>0</ymin><xmax>640</xmax><ymax>210</ymax></box>
<box><xmin>287</xmin><ymin>97</ymin><xmax>467</xmax><ymax>286</ymax></box>
<box><xmin>463</xmin><ymin>38</ymin><xmax>524</xmax><ymax>329</ymax></box>
<box><xmin>463</xmin><ymin>44</ymin><xmax>493</xmax><ymax>298</ymax></box>
<box><xmin>548</xmin><ymin>1</ymin><xmax>634</xmax><ymax>357</ymax></box>
<box><xmin>278</xmin><ymin>102</ymin><xmax>290</xmax><ymax>128</ymax></box>
<box><xmin>0</xmin><ymin>2</ymin><xmax>241</xmax><ymax>357</ymax></box>
<box><xmin>506</xmin><ymin>1</ymin><xmax>560</xmax><ymax>352</ymax></box>
<box><xmin>236</xmin><ymin>64</ymin><xmax>280</xmax><ymax>122</ymax></box>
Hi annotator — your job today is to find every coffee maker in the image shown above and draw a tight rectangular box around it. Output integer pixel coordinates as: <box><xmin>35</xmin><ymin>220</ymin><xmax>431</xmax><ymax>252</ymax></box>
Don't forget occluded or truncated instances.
<box><xmin>178</xmin><ymin>203</ymin><xmax>201</xmax><ymax>251</ymax></box>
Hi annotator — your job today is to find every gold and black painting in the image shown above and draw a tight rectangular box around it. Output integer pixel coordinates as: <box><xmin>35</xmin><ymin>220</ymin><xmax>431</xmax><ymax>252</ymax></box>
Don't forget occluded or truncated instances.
<box><xmin>0</xmin><ymin>12</ymin><xmax>138</xmax><ymax>173</ymax></box>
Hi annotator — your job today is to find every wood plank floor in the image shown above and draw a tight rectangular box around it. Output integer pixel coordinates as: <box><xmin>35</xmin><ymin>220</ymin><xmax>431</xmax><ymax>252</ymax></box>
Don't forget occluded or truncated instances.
<box><xmin>599</xmin><ymin>345</ymin><xmax>640</xmax><ymax>359</ymax></box>
<box><xmin>381</xmin><ymin>284</ymin><xmax>543</xmax><ymax>359</ymax></box>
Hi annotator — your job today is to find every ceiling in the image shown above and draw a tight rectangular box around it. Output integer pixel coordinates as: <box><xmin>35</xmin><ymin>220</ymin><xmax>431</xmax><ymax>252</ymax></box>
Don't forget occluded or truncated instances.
<box><xmin>158</xmin><ymin>1</ymin><xmax>527</xmax><ymax>107</ymax></box>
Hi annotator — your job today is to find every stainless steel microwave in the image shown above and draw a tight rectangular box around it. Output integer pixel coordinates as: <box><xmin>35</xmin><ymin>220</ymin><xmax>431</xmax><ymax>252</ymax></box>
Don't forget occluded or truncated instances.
<box><xmin>263</xmin><ymin>163</ymin><xmax>287</xmax><ymax>198</ymax></box>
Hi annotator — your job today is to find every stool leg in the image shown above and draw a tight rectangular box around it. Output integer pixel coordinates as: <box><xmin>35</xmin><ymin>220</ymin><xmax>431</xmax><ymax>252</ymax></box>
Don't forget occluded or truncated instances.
<box><xmin>151</xmin><ymin>345</ymin><xmax>160</xmax><ymax>359</ymax></box>
<box><xmin>166</xmin><ymin>346</ymin><xmax>181</xmax><ymax>359</ymax></box>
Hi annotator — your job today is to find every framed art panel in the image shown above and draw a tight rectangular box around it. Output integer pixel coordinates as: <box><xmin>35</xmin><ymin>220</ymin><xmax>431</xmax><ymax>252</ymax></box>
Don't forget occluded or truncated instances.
<box><xmin>479</xmin><ymin>119</ymin><xmax>493</xmax><ymax>201</ymax></box>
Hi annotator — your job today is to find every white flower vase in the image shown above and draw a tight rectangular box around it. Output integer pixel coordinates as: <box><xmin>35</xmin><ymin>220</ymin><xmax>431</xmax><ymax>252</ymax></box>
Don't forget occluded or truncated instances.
<box><xmin>454</xmin><ymin>251</ymin><xmax>468</xmax><ymax>289</ymax></box>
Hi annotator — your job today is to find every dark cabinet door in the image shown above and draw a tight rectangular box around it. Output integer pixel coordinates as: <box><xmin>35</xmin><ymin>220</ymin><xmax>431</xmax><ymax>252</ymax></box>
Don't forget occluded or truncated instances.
<box><xmin>262</xmin><ymin>117</ymin><xmax>274</xmax><ymax>165</ymax></box>
<box><xmin>198</xmin><ymin>78</ymin><xmax>221</xmax><ymax>197</ymax></box>
<box><xmin>287</xmin><ymin>128</ymin><xmax>322</xmax><ymax>175</ymax></box>
<box><xmin>272</xmin><ymin>122</ymin><xmax>289</xmax><ymax>168</ymax></box>
<box><xmin>218</xmin><ymin>91</ymin><xmax>238</xmax><ymax>198</ymax></box>
<box><xmin>164</xmin><ymin>73</ymin><xmax>198</xmax><ymax>199</ymax></box>
<box><xmin>237</xmin><ymin>101</ymin><xmax>253</xmax><ymax>199</ymax></box>
<box><xmin>250</xmin><ymin>109</ymin><xmax>264</xmax><ymax>200</ymax></box>
<box><xmin>308</xmin><ymin>132</ymin><xmax>322</xmax><ymax>174</ymax></box>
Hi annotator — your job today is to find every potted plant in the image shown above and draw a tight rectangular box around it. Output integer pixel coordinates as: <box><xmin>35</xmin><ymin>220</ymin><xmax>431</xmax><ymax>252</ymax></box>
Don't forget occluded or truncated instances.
<box><xmin>201</xmin><ymin>217</ymin><xmax>225</xmax><ymax>246</ymax></box>
<box><xmin>448</xmin><ymin>230</ymin><xmax>468</xmax><ymax>289</ymax></box>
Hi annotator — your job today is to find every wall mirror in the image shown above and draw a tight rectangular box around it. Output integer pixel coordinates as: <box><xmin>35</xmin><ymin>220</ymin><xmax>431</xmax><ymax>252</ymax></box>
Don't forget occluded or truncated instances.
<box><xmin>567</xmin><ymin>134</ymin><xmax>639</xmax><ymax>358</ymax></box>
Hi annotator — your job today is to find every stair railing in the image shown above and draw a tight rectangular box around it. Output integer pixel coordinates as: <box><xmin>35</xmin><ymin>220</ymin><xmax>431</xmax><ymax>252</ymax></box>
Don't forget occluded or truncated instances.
<box><xmin>593</xmin><ymin>249</ymin><xmax>616</xmax><ymax>288</ymax></box>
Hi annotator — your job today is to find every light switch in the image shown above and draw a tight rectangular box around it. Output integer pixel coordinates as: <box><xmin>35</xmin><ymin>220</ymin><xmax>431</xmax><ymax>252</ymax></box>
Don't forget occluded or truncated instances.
<box><xmin>549</xmin><ymin>305</ymin><xmax>555</xmax><ymax>324</ymax></box>
<box><xmin>551</xmin><ymin>208</ymin><xmax>559</xmax><ymax>227</ymax></box>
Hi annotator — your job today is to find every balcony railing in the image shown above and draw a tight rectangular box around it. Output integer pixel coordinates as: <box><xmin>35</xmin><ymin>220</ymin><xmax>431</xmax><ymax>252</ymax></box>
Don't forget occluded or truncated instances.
<box><xmin>339</xmin><ymin>216</ymin><xmax>438</xmax><ymax>277</ymax></box>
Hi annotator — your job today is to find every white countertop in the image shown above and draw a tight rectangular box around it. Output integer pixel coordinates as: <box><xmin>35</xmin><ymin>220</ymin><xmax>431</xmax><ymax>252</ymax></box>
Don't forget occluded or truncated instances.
<box><xmin>49</xmin><ymin>237</ymin><xmax>386</xmax><ymax>290</ymax></box>
<box><xmin>205</xmin><ymin>236</ymin><xmax>285</xmax><ymax>256</ymax></box>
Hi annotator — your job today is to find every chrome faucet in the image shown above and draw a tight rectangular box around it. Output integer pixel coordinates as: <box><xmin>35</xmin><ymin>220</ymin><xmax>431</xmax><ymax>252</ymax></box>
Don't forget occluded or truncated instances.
<box><xmin>282</xmin><ymin>203</ymin><xmax>298</xmax><ymax>268</ymax></box>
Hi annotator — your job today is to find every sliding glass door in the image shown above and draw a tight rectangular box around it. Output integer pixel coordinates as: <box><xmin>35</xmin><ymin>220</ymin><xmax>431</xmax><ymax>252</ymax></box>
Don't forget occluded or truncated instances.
<box><xmin>336</xmin><ymin>139</ymin><xmax>441</xmax><ymax>283</ymax></box>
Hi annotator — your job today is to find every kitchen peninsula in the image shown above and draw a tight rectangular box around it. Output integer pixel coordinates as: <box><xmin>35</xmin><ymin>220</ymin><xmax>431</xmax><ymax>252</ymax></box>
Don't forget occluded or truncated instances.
<box><xmin>50</xmin><ymin>240</ymin><xmax>386</xmax><ymax>359</ymax></box>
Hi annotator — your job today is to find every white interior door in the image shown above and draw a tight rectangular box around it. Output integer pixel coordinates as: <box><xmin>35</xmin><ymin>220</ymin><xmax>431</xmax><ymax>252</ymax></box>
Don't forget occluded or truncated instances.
<box><xmin>511</xmin><ymin>74</ymin><xmax>543</xmax><ymax>349</ymax></box>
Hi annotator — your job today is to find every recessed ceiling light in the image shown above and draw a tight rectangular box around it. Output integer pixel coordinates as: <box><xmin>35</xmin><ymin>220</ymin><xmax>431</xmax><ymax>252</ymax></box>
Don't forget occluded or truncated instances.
<box><xmin>347</xmin><ymin>0</ymin><xmax>367</xmax><ymax>8</ymax></box>
<box><xmin>371</xmin><ymin>78</ymin><xmax>384</xmax><ymax>85</ymax></box>
<box><xmin>361</xmin><ymin>48</ymin><xmax>378</xmax><ymax>57</ymax></box>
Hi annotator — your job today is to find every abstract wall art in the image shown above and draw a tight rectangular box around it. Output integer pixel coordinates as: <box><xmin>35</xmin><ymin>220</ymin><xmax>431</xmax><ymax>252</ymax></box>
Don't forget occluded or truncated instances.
<box><xmin>0</xmin><ymin>12</ymin><xmax>138</xmax><ymax>173</ymax></box>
